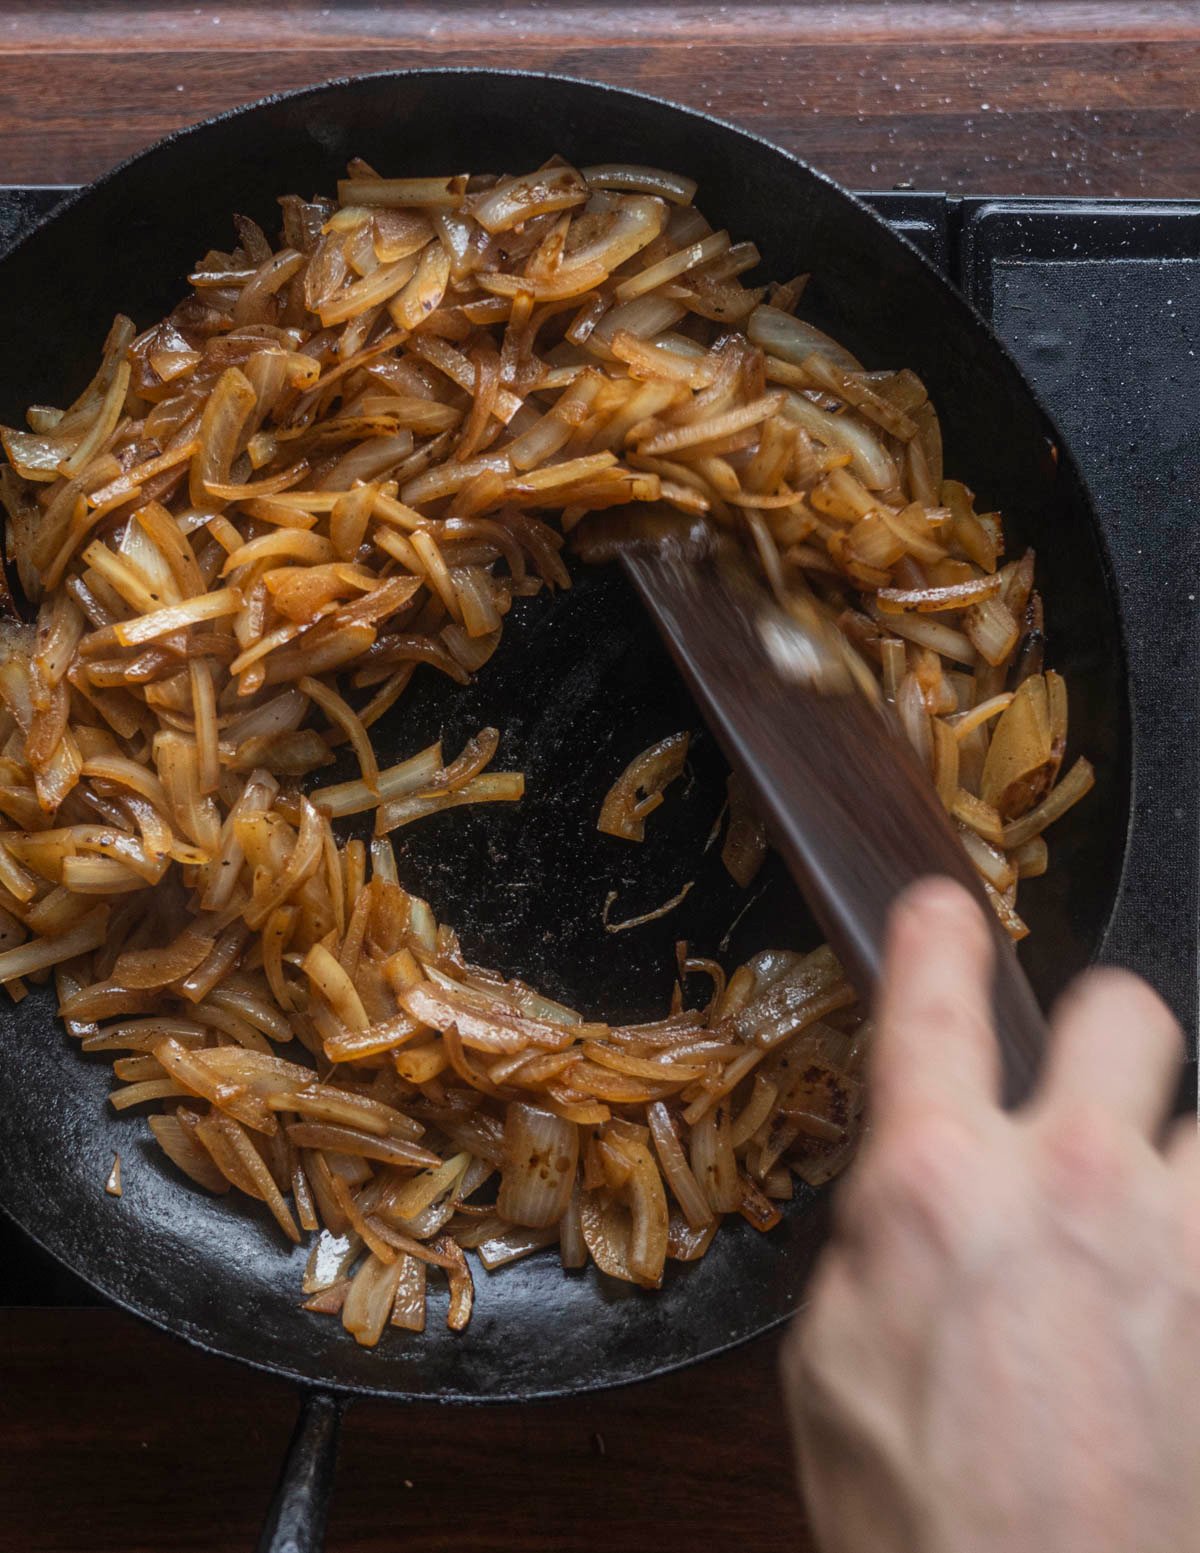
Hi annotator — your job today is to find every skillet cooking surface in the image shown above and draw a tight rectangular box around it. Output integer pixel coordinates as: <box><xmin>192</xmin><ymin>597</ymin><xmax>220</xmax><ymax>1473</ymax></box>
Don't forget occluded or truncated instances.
<box><xmin>0</xmin><ymin>70</ymin><xmax>1128</xmax><ymax>1400</ymax></box>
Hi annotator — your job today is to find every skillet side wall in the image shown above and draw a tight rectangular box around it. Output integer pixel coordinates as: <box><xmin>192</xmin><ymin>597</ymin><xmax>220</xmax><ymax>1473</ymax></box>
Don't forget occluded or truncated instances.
<box><xmin>0</xmin><ymin>71</ymin><xmax>1128</xmax><ymax>1400</ymax></box>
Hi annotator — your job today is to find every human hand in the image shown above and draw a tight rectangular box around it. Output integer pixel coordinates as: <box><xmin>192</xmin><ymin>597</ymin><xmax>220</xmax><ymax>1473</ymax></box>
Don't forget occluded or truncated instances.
<box><xmin>782</xmin><ymin>877</ymin><xmax>1196</xmax><ymax>1553</ymax></box>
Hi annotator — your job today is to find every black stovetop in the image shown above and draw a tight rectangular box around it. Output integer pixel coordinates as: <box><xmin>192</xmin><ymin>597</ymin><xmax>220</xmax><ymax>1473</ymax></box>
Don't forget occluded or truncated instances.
<box><xmin>1</xmin><ymin>186</ymin><xmax>1197</xmax><ymax>1306</ymax></box>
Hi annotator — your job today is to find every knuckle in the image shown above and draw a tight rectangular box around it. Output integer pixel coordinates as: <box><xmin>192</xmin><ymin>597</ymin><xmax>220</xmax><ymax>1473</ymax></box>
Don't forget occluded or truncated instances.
<box><xmin>1036</xmin><ymin>1101</ymin><xmax>1133</xmax><ymax>1209</ymax></box>
<box><xmin>852</xmin><ymin>1106</ymin><xmax>989</xmax><ymax>1255</ymax></box>
<box><xmin>916</xmin><ymin>988</ymin><xmax>987</xmax><ymax>1034</ymax></box>
<box><xmin>883</xmin><ymin>992</ymin><xmax>990</xmax><ymax>1063</ymax></box>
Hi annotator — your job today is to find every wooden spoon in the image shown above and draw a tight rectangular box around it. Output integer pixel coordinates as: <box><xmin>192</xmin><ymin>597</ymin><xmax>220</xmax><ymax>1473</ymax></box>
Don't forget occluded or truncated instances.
<box><xmin>577</xmin><ymin>509</ymin><xmax>1047</xmax><ymax>1106</ymax></box>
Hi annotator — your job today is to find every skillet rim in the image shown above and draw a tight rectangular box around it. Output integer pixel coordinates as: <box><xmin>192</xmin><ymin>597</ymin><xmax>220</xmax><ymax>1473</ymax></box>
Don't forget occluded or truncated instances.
<box><xmin>0</xmin><ymin>65</ymin><xmax>1132</xmax><ymax>1403</ymax></box>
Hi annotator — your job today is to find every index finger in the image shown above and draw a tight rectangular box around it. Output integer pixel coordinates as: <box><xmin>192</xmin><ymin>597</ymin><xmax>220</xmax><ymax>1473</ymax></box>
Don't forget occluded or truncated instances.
<box><xmin>871</xmin><ymin>876</ymin><xmax>1000</xmax><ymax>1121</ymax></box>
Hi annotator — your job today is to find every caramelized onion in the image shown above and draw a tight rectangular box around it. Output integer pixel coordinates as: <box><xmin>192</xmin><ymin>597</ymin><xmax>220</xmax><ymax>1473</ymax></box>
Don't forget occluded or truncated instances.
<box><xmin>498</xmin><ymin>1102</ymin><xmax>579</xmax><ymax>1228</ymax></box>
<box><xmin>722</xmin><ymin>771</ymin><xmax>767</xmax><ymax>887</ymax></box>
<box><xmin>598</xmin><ymin>731</ymin><xmax>689</xmax><ymax>842</ymax></box>
<box><xmin>0</xmin><ymin>153</ymin><xmax>1084</xmax><ymax>1350</ymax></box>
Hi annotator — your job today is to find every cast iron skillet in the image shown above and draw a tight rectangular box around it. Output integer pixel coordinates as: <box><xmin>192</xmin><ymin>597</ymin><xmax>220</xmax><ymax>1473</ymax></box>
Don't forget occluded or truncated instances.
<box><xmin>0</xmin><ymin>70</ymin><xmax>1129</xmax><ymax>1550</ymax></box>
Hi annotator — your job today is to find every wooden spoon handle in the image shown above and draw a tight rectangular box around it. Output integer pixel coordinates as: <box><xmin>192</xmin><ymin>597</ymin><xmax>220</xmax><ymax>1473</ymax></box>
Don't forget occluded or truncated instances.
<box><xmin>623</xmin><ymin>545</ymin><xmax>1047</xmax><ymax>1107</ymax></box>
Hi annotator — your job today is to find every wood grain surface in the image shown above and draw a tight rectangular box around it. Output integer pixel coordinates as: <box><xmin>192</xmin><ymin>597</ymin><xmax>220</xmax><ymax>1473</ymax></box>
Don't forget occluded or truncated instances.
<box><xmin>0</xmin><ymin>2</ymin><xmax>1198</xmax><ymax>195</ymax></box>
<box><xmin>1</xmin><ymin>5</ymin><xmax>1196</xmax><ymax>1551</ymax></box>
<box><xmin>0</xmin><ymin>1309</ymin><xmax>803</xmax><ymax>1553</ymax></box>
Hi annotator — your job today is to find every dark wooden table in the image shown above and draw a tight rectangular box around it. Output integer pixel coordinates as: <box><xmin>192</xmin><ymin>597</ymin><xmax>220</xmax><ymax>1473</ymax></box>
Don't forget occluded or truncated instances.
<box><xmin>1</xmin><ymin>1</ymin><xmax>1198</xmax><ymax>195</ymax></box>
<box><xmin>2</xmin><ymin>4</ymin><xmax>1198</xmax><ymax>1550</ymax></box>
